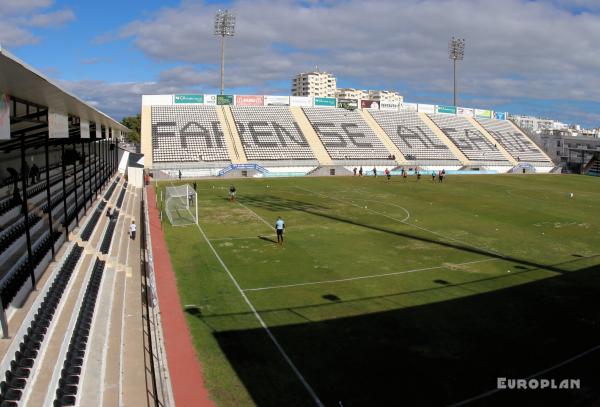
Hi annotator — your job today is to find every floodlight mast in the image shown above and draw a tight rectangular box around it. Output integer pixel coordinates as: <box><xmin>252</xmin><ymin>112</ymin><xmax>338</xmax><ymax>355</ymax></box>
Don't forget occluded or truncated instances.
<box><xmin>449</xmin><ymin>37</ymin><xmax>465</xmax><ymax>107</ymax></box>
<box><xmin>214</xmin><ymin>9</ymin><xmax>236</xmax><ymax>95</ymax></box>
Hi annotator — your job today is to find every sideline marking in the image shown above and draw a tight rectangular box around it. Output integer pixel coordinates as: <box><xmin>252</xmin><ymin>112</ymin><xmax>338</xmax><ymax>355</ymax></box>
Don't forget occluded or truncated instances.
<box><xmin>193</xmin><ymin>221</ymin><xmax>324</xmax><ymax>407</ymax></box>
<box><xmin>169</xmin><ymin>182</ymin><xmax>324</xmax><ymax>406</ymax></box>
<box><xmin>243</xmin><ymin>258</ymin><xmax>497</xmax><ymax>292</ymax></box>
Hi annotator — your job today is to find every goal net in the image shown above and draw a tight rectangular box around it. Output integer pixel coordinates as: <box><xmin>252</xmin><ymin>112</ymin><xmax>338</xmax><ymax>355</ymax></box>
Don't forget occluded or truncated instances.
<box><xmin>164</xmin><ymin>184</ymin><xmax>198</xmax><ymax>226</ymax></box>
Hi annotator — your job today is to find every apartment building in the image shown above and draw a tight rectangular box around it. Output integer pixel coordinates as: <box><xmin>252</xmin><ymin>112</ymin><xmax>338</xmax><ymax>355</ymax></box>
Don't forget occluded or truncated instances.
<box><xmin>291</xmin><ymin>71</ymin><xmax>337</xmax><ymax>97</ymax></box>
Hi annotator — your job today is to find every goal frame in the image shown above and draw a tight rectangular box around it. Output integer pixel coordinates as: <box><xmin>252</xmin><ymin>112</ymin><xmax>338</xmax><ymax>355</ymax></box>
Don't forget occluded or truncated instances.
<box><xmin>164</xmin><ymin>184</ymin><xmax>198</xmax><ymax>227</ymax></box>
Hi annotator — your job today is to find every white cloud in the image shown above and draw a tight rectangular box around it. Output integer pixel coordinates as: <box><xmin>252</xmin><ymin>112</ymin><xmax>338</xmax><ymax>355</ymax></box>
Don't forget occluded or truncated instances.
<box><xmin>112</xmin><ymin>0</ymin><xmax>600</xmax><ymax>106</ymax></box>
<box><xmin>0</xmin><ymin>0</ymin><xmax>75</xmax><ymax>46</ymax></box>
<box><xmin>27</xmin><ymin>9</ymin><xmax>75</xmax><ymax>28</ymax></box>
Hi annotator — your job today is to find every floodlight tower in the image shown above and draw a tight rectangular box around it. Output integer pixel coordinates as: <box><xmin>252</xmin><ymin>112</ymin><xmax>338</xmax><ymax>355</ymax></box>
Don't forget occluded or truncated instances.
<box><xmin>214</xmin><ymin>9</ymin><xmax>236</xmax><ymax>95</ymax></box>
<box><xmin>449</xmin><ymin>36</ymin><xmax>465</xmax><ymax>107</ymax></box>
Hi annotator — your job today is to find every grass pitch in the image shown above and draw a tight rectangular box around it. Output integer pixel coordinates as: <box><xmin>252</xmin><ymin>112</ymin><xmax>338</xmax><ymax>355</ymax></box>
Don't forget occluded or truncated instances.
<box><xmin>157</xmin><ymin>174</ymin><xmax>600</xmax><ymax>406</ymax></box>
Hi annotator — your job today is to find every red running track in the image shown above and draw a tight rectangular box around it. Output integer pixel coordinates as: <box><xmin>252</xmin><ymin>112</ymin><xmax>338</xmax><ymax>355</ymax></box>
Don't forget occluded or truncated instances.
<box><xmin>147</xmin><ymin>185</ymin><xmax>214</xmax><ymax>407</ymax></box>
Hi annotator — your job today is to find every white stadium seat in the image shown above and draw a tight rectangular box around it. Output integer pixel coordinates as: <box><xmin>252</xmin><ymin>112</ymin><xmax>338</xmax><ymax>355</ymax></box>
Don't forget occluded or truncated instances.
<box><xmin>302</xmin><ymin>108</ymin><xmax>392</xmax><ymax>161</ymax></box>
<box><xmin>369</xmin><ymin>110</ymin><xmax>460</xmax><ymax>164</ymax></box>
<box><xmin>151</xmin><ymin>106</ymin><xmax>230</xmax><ymax>163</ymax></box>
<box><xmin>427</xmin><ymin>114</ymin><xmax>509</xmax><ymax>164</ymax></box>
<box><xmin>476</xmin><ymin>118</ymin><xmax>552</xmax><ymax>165</ymax></box>
<box><xmin>230</xmin><ymin>107</ymin><xmax>317</xmax><ymax>162</ymax></box>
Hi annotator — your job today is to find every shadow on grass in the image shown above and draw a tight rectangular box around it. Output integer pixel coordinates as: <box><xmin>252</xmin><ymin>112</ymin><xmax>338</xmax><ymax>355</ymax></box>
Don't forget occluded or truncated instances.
<box><xmin>240</xmin><ymin>193</ymin><xmax>586</xmax><ymax>275</ymax></box>
<box><xmin>204</xmin><ymin>263</ymin><xmax>600</xmax><ymax>406</ymax></box>
<box><xmin>258</xmin><ymin>235</ymin><xmax>277</xmax><ymax>244</ymax></box>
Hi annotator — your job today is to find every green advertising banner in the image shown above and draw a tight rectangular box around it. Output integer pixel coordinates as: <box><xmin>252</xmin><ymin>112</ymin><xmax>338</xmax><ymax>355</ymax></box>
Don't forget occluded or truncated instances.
<box><xmin>174</xmin><ymin>94</ymin><xmax>204</xmax><ymax>104</ymax></box>
<box><xmin>436</xmin><ymin>105</ymin><xmax>457</xmax><ymax>114</ymax></box>
<box><xmin>314</xmin><ymin>97</ymin><xmax>336</xmax><ymax>107</ymax></box>
<box><xmin>217</xmin><ymin>95</ymin><xmax>234</xmax><ymax>105</ymax></box>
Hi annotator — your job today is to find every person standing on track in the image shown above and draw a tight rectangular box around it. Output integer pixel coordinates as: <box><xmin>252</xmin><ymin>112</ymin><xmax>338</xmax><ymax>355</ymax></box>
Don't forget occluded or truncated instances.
<box><xmin>275</xmin><ymin>216</ymin><xmax>285</xmax><ymax>246</ymax></box>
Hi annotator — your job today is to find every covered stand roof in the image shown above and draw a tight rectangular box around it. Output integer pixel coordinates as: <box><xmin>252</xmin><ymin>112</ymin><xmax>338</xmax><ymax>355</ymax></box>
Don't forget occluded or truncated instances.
<box><xmin>0</xmin><ymin>46</ymin><xmax>128</xmax><ymax>152</ymax></box>
<box><xmin>0</xmin><ymin>46</ymin><xmax>127</xmax><ymax>132</ymax></box>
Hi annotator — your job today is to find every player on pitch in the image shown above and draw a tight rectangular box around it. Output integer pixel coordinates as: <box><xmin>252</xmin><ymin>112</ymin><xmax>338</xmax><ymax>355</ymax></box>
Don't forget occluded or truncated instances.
<box><xmin>275</xmin><ymin>216</ymin><xmax>285</xmax><ymax>246</ymax></box>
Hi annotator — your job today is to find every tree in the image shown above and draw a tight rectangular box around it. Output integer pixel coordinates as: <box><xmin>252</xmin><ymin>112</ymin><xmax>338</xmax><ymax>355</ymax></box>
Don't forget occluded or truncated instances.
<box><xmin>121</xmin><ymin>114</ymin><xmax>141</xmax><ymax>143</ymax></box>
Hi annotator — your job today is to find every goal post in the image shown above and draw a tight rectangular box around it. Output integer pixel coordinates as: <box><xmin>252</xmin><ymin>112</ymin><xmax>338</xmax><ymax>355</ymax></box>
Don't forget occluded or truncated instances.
<box><xmin>164</xmin><ymin>184</ymin><xmax>198</xmax><ymax>226</ymax></box>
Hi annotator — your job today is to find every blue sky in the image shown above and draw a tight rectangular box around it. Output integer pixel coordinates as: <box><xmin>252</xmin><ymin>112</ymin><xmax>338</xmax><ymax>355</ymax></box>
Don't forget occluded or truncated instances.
<box><xmin>2</xmin><ymin>0</ymin><xmax>600</xmax><ymax>128</ymax></box>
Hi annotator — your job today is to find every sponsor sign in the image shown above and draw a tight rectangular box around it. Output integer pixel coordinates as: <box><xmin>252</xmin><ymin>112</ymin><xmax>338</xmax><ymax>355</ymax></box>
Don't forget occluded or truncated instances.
<box><xmin>494</xmin><ymin>111</ymin><xmax>507</xmax><ymax>120</ymax></box>
<box><xmin>264</xmin><ymin>95</ymin><xmax>290</xmax><ymax>106</ymax></box>
<box><xmin>0</xmin><ymin>93</ymin><xmax>9</xmax><ymax>140</ymax></box>
<box><xmin>361</xmin><ymin>100</ymin><xmax>380</xmax><ymax>110</ymax></box>
<box><xmin>204</xmin><ymin>94</ymin><xmax>217</xmax><ymax>105</ymax></box>
<box><xmin>475</xmin><ymin>109</ymin><xmax>492</xmax><ymax>118</ymax></box>
<box><xmin>380</xmin><ymin>102</ymin><xmax>399</xmax><ymax>111</ymax></box>
<box><xmin>174</xmin><ymin>94</ymin><xmax>204</xmax><ymax>104</ymax></box>
<box><xmin>80</xmin><ymin>119</ymin><xmax>90</xmax><ymax>138</ymax></box>
<box><xmin>417</xmin><ymin>103</ymin><xmax>435</xmax><ymax>114</ymax></box>
<box><xmin>337</xmin><ymin>98</ymin><xmax>358</xmax><ymax>110</ymax></box>
<box><xmin>49</xmin><ymin>110</ymin><xmax>69</xmax><ymax>138</ymax></box>
<box><xmin>217</xmin><ymin>95</ymin><xmax>234</xmax><ymax>105</ymax></box>
<box><xmin>314</xmin><ymin>97</ymin><xmax>336</xmax><ymax>107</ymax></box>
<box><xmin>436</xmin><ymin>105</ymin><xmax>457</xmax><ymax>114</ymax></box>
<box><xmin>457</xmin><ymin>107</ymin><xmax>474</xmax><ymax>117</ymax></box>
<box><xmin>290</xmin><ymin>96</ymin><xmax>313</xmax><ymax>107</ymax></box>
<box><xmin>402</xmin><ymin>102</ymin><xmax>418</xmax><ymax>112</ymax></box>
<box><xmin>235</xmin><ymin>95</ymin><xmax>264</xmax><ymax>106</ymax></box>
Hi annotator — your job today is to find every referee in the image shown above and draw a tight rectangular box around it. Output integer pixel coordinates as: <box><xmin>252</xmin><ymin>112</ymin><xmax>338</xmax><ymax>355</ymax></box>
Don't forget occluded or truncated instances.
<box><xmin>275</xmin><ymin>216</ymin><xmax>285</xmax><ymax>246</ymax></box>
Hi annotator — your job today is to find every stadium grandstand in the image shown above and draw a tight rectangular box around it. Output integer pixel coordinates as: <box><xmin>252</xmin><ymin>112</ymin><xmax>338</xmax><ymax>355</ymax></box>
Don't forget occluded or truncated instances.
<box><xmin>0</xmin><ymin>48</ymin><xmax>172</xmax><ymax>406</ymax></box>
<box><xmin>140</xmin><ymin>94</ymin><xmax>558</xmax><ymax>176</ymax></box>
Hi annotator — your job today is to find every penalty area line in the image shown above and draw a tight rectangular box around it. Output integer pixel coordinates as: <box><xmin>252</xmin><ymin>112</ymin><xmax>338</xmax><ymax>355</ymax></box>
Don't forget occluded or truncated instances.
<box><xmin>243</xmin><ymin>258</ymin><xmax>498</xmax><ymax>292</ymax></box>
<box><xmin>235</xmin><ymin>200</ymin><xmax>276</xmax><ymax>231</ymax></box>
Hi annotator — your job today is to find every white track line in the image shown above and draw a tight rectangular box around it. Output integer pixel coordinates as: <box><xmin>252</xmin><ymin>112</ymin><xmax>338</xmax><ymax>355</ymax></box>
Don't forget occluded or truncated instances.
<box><xmin>243</xmin><ymin>258</ymin><xmax>497</xmax><ymax>292</ymax></box>
<box><xmin>447</xmin><ymin>343</ymin><xmax>600</xmax><ymax>406</ymax></box>
<box><xmin>168</xmin><ymin>181</ymin><xmax>324</xmax><ymax>406</ymax></box>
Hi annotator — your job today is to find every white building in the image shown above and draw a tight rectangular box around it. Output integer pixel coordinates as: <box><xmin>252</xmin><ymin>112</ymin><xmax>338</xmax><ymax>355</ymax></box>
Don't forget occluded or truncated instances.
<box><xmin>335</xmin><ymin>88</ymin><xmax>403</xmax><ymax>104</ymax></box>
<box><xmin>511</xmin><ymin>115</ymin><xmax>567</xmax><ymax>132</ymax></box>
<box><xmin>291</xmin><ymin>71</ymin><xmax>337</xmax><ymax>98</ymax></box>
<box><xmin>367</xmin><ymin>90</ymin><xmax>403</xmax><ymax>104</ymax></box>
<box><xmin>335</xmin><ymin>88</ymin><xmax>367</xmax><ymax>100</ymax></box>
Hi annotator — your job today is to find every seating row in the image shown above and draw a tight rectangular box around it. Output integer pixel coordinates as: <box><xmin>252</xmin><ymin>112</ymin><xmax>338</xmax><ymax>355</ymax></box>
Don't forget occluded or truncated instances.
<box><xmin>0</xmin><ymin>245</ymin><xmax>83</xmax><ymax>406</ymax></box>
<box><xmin>53</xmin><ymin>257</ymin><xmax>105</xmax><ymax>407</ymax></box>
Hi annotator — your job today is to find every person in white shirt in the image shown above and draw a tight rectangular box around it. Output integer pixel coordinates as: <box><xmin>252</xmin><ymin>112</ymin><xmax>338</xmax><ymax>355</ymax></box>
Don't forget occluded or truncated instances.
<box><xmin>130</xmin><ymin>221</ymin><xmax>136</xmax><ymax>240</ymax></box>
<box><xmin>275</xmin><ymin>216</ymin><xmax>285</xmax><ymax>246</ymax></box>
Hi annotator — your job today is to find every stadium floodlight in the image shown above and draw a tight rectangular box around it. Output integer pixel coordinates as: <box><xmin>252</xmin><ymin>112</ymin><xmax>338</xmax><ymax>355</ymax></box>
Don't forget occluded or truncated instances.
<box><xmin>449</xmin><ymin>36</ymin><xmax>465</xmax><ymax>107</ymax></box>
<box><xmin>214</xmin><ymin>9</ymin><xmax>236</xmax><ymax>95</ymax></box>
